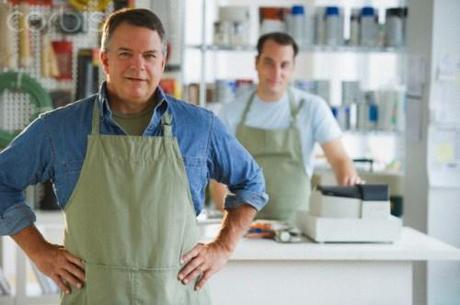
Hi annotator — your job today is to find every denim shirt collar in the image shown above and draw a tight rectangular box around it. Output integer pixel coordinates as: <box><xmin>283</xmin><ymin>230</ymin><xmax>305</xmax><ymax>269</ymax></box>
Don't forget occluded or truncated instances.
<box><xmin>96</xmin><ymin>82</ymin><xmax>170</xmax><ymax>134</ymax></box>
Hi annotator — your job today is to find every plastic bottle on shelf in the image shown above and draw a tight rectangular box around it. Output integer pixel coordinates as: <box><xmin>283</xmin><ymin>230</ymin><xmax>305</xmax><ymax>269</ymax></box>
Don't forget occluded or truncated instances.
<box><xmin>402</xmin><ymin>7</ymin><xmax>408</xmax><ymax>46</ymax></box>
<box><xmin>363</xmin><ymin>91</ymin><xmax>379</xmax><ymax>130</ymax></box>
<box><xmin>314</xmin><ymin>7</ymin><xmax>326</xmax><ymax>45</ymax></box>
<box><xmin>360</xmin><ymin>6</ymin><xmax>379</xmax><ymax>48</ymax></box>
<box><xmin>259</xmin><ymin>7</ymin><xmax>286</xmax><ymax>36</ymax></box>
<box><xmin>287</xmin><ymin>5</ymin><xmax>305</xmax><ymax>49</ymax></box>
<box><xmin>349</xmin><ymin>8</ymin><xmax>360</xmax><ymax>46</ymax></box>
<box><xmin>213</xmin><ymin>21</ymin><xmax>230</xmax><ymax>46</ymax></box>
<box><xmin>342</xmin><ymin>81</ymin><xmax>362</xmax><ymax>130</ymax></box>
<box><xmin>230</xmin><ymin>21</ymin><xmax>249</xmax><ymax>47</ymax></box>
<box><xmin>304</xmin><ymin>5</ymin><xmax>314</xmax><ymax>48</ymax></box>
<box><xmin>218</xmin><ymin>6</ymin><xmax>250</xmax><ymax>47</ymax></box>
<box><xmin>325</xmin><ymin>6</ymin><xmax>341</xmax><ymax>47</ymax></box>
<box><xmin>385</xmin><ymin>7</ymin><xmax>405</xmax><ymax>47</ymax></box>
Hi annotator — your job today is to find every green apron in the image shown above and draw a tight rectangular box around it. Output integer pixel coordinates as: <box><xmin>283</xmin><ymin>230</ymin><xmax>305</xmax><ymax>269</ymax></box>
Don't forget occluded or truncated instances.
<box><xmin>236</xmin><ymin>90</ymin><xmax>310</xmax><ymax>223</ymax></box>
<box><xmin>61</xmin><ymin>102</ymin><xmax>211</xmax><ymax>305</ymax></box>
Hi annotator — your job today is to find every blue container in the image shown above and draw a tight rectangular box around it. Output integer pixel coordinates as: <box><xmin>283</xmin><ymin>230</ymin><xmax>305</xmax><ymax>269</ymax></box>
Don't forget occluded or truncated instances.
<box><xmin>361</xmin><ymin>6</ymin><xmax>375</xmax><ymax>17</ymax></box>
<box><xmin>292</xmin><ymin>5</ymin><xmax>304</xmax><ymax>15</ymax></box>
<box><xmin>325</xmin><ymin>6</ymin><xmax>339</xmax><ymax>16</ymax></box>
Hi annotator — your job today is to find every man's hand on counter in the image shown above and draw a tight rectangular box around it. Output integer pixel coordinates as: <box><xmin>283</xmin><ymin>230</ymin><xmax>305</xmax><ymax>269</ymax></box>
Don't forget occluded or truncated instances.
<box><xmin>178</xmin><ymin>203</ymin><xmax>257</xmax><ymax>290</ymax></box>
<box><xmin>12</xmin><ymin>225</ymin><xmax>85</xmax><ymax>294</ymax></box>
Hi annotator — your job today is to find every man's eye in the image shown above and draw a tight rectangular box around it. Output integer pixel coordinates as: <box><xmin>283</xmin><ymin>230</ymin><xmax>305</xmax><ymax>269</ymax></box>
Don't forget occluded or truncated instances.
<box><xmin>119</xmin><ymin>52</ymin><xmax>130</xmax><ymax>58</ymax></box>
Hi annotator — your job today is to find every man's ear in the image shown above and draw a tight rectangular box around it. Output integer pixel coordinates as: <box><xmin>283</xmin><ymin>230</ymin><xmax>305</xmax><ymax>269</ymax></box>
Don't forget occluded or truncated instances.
<box><xmin>161</xmin><ymin>55</ymin><xmax>166</xmax><ymax>72</ymax></box>
<box><xmin>100</xmin><ymin>50</ymin><xmax>109</xmax><ymax>75</ymax></box>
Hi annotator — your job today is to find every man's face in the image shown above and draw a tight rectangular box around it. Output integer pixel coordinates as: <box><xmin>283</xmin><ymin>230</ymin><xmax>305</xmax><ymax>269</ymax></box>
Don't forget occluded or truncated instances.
<box><xmin>255</xmin><ymin>40</ymin><xmax>295</xmax><ymax>98</ymax></box>
<box><xmin>100</xmin><ymin>22</ymin><xmax>166</xmax><ymax>106</ymax></box>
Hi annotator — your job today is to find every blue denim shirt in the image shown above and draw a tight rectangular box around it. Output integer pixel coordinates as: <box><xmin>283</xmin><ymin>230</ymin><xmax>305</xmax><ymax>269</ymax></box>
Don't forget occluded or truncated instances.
<box><xmin>0</xmin><ymin>83</ymin><xmax>268</xmax><ymax>235</ymax></box>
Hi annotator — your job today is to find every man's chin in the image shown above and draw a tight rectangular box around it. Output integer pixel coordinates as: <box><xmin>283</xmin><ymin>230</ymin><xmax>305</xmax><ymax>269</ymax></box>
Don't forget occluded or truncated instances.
<box><xmin>267</xmin><ymin>87</ymin><xmax>284</xmax><ymax>97</ymax></box>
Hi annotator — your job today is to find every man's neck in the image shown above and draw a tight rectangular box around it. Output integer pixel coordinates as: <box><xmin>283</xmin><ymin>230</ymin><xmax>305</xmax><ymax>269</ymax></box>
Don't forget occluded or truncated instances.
<box><xmin>256</xmin><ymin>86</ymin><xmax>284</xmax><ymax>103</ymax></box>
<box><xmin>108</xmin><ymin>94</ymin><xmax>156</xmax><ymax>115</ymax></box>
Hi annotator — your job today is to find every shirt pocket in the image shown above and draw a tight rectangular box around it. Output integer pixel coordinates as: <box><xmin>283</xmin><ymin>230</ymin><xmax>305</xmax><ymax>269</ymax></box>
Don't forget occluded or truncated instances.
<box><xmin>181</xmin><ymin>156</ymin><xmax>207</xmax><ymax>196</ymax></box>
<box><xmin>54</xmin><ymin>159</ymin><xmax>85</xmax><ymax>206</ymax></box>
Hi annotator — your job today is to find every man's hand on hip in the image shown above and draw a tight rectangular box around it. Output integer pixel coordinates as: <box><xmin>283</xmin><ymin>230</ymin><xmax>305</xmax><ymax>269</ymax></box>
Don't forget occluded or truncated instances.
<box><xmin>12</xmin><ymin>225</ymin><xmax>85</xmax><ymax>295</ymax></box>
<box><xmin>32</xmin><ymin>242</ymin><xmax>85</xmax><ymax>294</ymax></box>
<box><xmin>178</xmin><ymin>203</ymin><xmax>257</xmax><ymax>291</ymax></box>
<box><xmin>178</xmin><ymin>241</ymin><xmax>231</xmax><ymax>291</ymax></box>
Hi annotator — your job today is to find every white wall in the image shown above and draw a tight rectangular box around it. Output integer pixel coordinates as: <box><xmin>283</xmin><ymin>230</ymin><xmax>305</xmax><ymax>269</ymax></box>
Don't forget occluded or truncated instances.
<box><xmin>405</xmin><ymin>0</ymin><xmax>460</xmax><ymax>304</ymax></box>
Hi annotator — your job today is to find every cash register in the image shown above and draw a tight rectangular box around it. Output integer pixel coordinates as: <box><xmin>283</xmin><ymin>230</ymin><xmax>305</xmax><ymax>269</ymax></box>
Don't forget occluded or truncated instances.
<box><xmin>296</xmin><ymin>184</ymin><xmax>402</xmax><ymax>243</ymax></box>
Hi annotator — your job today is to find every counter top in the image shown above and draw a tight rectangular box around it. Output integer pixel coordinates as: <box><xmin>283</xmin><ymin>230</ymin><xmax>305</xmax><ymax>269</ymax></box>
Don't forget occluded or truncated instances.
<box><xmin>202</xmin><ymin>226</ymin><xmax>460</xmax><ymax>262</ymax></box>
<box><xmin>35</xmin><ymin>212</ymin><xmax>460</xmax><ymax>262</ymax></box>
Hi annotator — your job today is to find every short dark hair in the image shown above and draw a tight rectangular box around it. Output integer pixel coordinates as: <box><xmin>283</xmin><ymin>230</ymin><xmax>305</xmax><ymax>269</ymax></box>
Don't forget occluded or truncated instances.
<box><xmin>101</xmin><ymin>8</ymin><xmax>166</xmax><ymax>53</ymax></box>
<box><xmin>256</xmin><ymin>32</ymin><xmax>299</xmax><ymax>58</ymax></box>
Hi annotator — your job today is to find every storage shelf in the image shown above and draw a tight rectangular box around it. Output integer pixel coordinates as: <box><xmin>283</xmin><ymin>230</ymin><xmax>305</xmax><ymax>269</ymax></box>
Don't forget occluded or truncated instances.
<box><xmin>343</xmin><ymin>129</ymin><xmax>404</xmax><ymax>136</ymax></box>
<box><xmin>186</xmin><ymin>44</ymin><xmax>406</xmax><ymax>54</ymax></box>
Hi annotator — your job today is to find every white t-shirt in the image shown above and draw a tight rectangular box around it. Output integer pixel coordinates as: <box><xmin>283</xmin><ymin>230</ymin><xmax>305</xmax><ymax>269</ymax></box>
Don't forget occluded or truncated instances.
<box><xmin>218</xmin><ymin>87</ymin><xmax>342</xmax><ymax>177</ymax></box>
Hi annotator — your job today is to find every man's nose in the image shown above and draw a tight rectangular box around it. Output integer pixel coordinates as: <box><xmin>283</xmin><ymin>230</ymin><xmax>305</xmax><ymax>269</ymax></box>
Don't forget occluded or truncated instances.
<box><xmin>273</xmin><ymin>65</ymin><xmax>283</xmax><ymax>79</ymax></box>
<box><xmin>130</xmin><ymin>54</ymin><xmax>145</xmax><ymax>70</ymax></box>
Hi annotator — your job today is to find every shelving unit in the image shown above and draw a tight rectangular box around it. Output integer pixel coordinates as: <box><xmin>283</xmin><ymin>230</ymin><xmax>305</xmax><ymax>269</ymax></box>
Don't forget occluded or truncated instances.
<box><xmin>182</xmin><ymin>0</ymin><xmax>407</xmax><ymax>172</ymax></box>
<box><xmin>186</xmin><ymin>44</ymin><xmax>406</xmax><ymax>53</ymax></box>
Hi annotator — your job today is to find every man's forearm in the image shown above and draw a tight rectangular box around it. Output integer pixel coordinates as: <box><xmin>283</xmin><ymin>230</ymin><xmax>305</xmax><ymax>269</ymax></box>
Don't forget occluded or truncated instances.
<box><xmin>11</xmin><ymin>225</ymin><xmax>51</xmax><ymax>261</ymax></box>
<box><xmin>213</xmin><ymin>203</ymin><xmax>257</xmax><ymax>253</ymax></box>
<box><xmin>331</xmin><ymin>157</ymin><xmax>360</xmax><ymax>186</ymax></box>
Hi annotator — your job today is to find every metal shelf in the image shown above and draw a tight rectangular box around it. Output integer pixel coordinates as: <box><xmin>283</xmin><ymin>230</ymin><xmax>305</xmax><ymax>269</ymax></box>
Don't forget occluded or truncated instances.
<box><xmin>343</xmin><ymin>129</ymin><xmax>404</xmax><ymax>136</ymax></box>
<box><xmin>186</xmin><ymin>44</ymin><xmax>406</xmax><ymax>54</ymax></box>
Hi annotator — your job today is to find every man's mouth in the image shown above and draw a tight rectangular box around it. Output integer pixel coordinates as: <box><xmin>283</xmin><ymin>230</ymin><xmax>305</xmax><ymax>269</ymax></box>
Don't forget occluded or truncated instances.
<box><xmin>125</xmin><ymin>77</ymin><xmax>147</xmax><ymax>82</ymax></box>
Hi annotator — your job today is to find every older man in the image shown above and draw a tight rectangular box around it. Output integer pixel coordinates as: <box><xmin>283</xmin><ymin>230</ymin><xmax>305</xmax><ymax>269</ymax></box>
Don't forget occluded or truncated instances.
<box><xmin>0</xmin><ymin>9</ymin><xmax>267</xmax><ymax>304</ymax></box>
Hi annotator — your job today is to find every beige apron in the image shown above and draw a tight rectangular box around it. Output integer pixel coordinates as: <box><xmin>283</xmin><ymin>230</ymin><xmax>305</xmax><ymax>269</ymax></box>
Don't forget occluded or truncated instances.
<box><xmin>236</xmin><ymin>90</ymin><xmax>310</xmax><ymax>223</ymax></box>
<box><xmin>61</xmin><ymin>101</ymin><xmax>211</xmax><ymax>305</ymax></box>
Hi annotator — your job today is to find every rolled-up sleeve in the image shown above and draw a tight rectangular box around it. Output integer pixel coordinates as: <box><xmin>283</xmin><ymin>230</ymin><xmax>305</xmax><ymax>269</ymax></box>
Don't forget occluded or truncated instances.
<box><xmin>0</xmin><ymin>115</ymin><xmax>54</xmax><ymax>235</ymax></box>
<box><xmin>207</xmin><ymin>114</ymin><xmax>268</xmax><ymax>211</ymax></box>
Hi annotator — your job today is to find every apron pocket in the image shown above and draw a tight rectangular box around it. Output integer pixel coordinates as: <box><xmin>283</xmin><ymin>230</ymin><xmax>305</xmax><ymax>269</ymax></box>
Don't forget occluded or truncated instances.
<box><xmin>86</xmin><ymin>263</ymin><xmax>132</xmax><ymax>305</ymax></box>
<box><xmin>136</xmin><ymin>268</ymin><xmax>185</xmax><ymax>305</ymax></box>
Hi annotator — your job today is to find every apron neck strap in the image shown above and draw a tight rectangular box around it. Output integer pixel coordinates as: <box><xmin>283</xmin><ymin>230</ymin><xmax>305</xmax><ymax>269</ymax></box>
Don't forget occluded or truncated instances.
<box><xmin>160</xmin><ymin>110</ymin><xmax>173</xmax><ymax>137</ymax></box>
<box><xmin>240</xmin><ymin>91</ymin><xmax>256</xmax><ymax>125</ymax></box>
<box><xmin>91</xmin><ymin>100</ymin><xmax>101</xmax><ymax>135</ymax></box>
<box><xmin>289</xmin><ymin>93</ymin><xmax>306</xmax><ymax>127</ymax></box>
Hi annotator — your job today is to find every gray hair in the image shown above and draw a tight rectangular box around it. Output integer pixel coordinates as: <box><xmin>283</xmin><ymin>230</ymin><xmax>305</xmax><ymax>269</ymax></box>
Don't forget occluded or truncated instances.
<box><xmin>101</xmin><ymin>8</ymin><xmax>167</xmax><ymax>54</ymax></box>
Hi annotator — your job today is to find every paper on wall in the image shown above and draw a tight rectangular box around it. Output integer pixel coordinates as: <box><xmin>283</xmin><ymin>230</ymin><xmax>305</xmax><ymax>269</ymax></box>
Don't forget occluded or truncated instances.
<box><xmin>428</xmin><ymin>126</ymin><xmax>460</xmax><ymax>188</ymax></box>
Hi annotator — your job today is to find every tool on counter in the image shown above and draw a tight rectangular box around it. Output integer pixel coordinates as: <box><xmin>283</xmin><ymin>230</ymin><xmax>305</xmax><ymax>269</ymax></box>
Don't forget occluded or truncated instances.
<box><xmin>297</xmin><ymin>184</ymin><xmax>402</xmax><ymax>243</ymax></box>
<box><xmin>0</xmin><ymin>3</ymin><xmax>17</xmax><ymax>69</ymax></box>
<box><xmin>245</xmin><ymin>220</ymin><xmax>303</xmax><ymax>243</ymax></box>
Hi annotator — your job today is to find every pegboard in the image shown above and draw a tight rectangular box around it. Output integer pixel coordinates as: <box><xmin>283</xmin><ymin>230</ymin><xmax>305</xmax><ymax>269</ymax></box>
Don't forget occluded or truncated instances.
<box><xmin>0</xmin><ymin>92</ymin><xmax>37</xmax><ymax>131</ymax></box>
<box><xmin>0</xmin><ymin>4</ymin><xmax>109</xmax><ymax>132</ymax></box>
<box><xmin>0</xmin><ymin>3</ymin><xmax>112</xmax><ymax>208</ymax></box>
